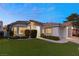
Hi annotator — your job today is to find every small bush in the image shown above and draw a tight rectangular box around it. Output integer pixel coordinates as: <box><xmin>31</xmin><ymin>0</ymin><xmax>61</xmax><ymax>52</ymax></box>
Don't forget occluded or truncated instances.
<box><xmin>30</xmin><ymin>30</ymin><xmax>37</xmax><ymax>38</ymax></box>
<box><xmin>9</xmin><ymin>36</ymin><xmax>20</xmax><ymax>39</ymax></box>
<box><xmin>25</xmin><ymin>30</ymin><xmax>30</xmax><ymax>38</ymax></box>
<box><xmin>9</xmin><ymin>30</ymin><xmax>14</xmax><ymax>37</ymax></box>
<box><xmin>25</xmin><ymin>30</ymin><xmax>37</xmax><ymax>38</ymax></box>
<box><xmin>41</xmin><ymin>33</ymin><xmax>60</xmax><ymax>40</ymax></box>
<box><xmin>0</xmin><ymin>31</ymin><xmax>4</xmax><ymax>38</ymax></box>
<box><xmin>8</xmin><ymin>36</ymin><xmax>28</xmax><ymax>39</ymax></box>
<box><xmin>7</xmin><ymin>30</ymin><xmax>37</xmax><ymax>39</ymax></box>
<box><xmin>41</xmin><ymin>34</ymin><xmax>47</xmax><ymax>38</ymax></box>
<box><xmin>73</xmin><ymin>33</ymin><xmax>79</xmax><ymax>37</ymax></box>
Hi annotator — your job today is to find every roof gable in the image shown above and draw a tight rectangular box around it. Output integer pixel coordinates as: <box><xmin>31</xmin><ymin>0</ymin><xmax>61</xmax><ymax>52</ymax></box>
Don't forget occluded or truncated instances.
<box><xmin>8</xmin><ymin>21</ymin><xmax>29</xmax><ymax>26</ymax></box>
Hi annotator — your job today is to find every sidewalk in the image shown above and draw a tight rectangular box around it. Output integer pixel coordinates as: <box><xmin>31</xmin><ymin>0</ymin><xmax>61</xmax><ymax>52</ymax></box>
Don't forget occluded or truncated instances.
<box><xmin>38</xmin><ymin>37</ymin><xmax>68</xmax><ymax>43</ymax></box>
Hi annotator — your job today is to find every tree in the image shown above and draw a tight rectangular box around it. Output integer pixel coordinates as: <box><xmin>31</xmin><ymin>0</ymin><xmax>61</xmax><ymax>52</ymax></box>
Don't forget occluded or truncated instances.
<box><xmin>67</xmin><ymin>13</ymin><xmax>79</xmax><ymax>36</ymax></box>
<box><xmin>67</xmin><ymin>13</ymin><xmax>79</xmax><ymax>21</ymax></box>
<box><xmin>67</xmin><ymin>13</ymin><xmax>79</xmax><ymax>28</ymax></box>
<box><xmin>9</xmin><ymin>30</ymin><xmax>14</xmax><ymax>37</ymax></box>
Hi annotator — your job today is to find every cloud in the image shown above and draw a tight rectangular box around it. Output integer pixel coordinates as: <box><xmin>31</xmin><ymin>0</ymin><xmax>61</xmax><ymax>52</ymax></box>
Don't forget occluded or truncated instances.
<box><xmin>48</xmin><ymin>7</ymin><xmax>55</xmax><ymax>11</ymax></box>
<box><xmin>32</xmin><ymin>7</ymin><xmax>44</xmax><ymax>12</ymax></box>
<box><xmin>31</xmin><ymin>7</ymin><xmax>45</xmax><ymax>14</ymax></box>
<box><xmin>32</xmin><ymin>7</ymin><xmax>38</xmax><ymax>11</ymax></box>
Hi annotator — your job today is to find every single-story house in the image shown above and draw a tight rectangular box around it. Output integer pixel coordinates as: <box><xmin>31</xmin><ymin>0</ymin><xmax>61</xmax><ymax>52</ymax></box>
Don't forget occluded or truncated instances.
<box><xmin>6</xmin><ymin>20</ymin><xmax>42</xmax><ymax>38</ymax></box>
<box><xmin>6</xmin><ymin>20</ymin><xmax>62</xmax><ymax>38</ymax></box>
<box><xmin>5</xmin><ymin>20</ymin><xmax>79</xmax><ymax>39</ymax></box>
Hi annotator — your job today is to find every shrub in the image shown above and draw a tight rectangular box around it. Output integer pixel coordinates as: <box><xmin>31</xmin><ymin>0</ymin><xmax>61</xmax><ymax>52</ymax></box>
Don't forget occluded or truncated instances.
<box><xmin>9</xmin><ymin>36</ymin><xmax>20</xmax><ymax>39</ymax></box>
<box><xmin>8</xmin><ymin>36</ymin><xmax>29</xmax><ymax>39</ymax></box>
<box><xmin>25</xmin><ymin>30</ymin><xmax>37</xmax><ymax>38</ymax></box>
<box><xmin>9</xmin><ymin>30</ymin><xmax>14</xmax><ymax>37</ymax></box>
<box><xmin>73</xmin><ymin>33</ymin><xmax>79</xmax><ymax>37</ymax></box>
<box><xmin>41</xmin><ymin>33</ymin><xmax>46</xmax><ymax>38</ymax></box>
<box><xmin>25</xmin><ymin>30</ymin><xmax>30</xmax><ymax>38</ymax></box>
<box><xmin>41</xmin><ymin>33</ymin><xmax>60</xmax><ymax>40</ymax></box>
<box><xmin>0</xmin><ymin>31</ymin><xmax>4</xmax><ymax>38</ymax></box>
<box><xmin>30</xmin><ymin>30</ymin><xmax>37</xmax><ymax>38</ymax></box>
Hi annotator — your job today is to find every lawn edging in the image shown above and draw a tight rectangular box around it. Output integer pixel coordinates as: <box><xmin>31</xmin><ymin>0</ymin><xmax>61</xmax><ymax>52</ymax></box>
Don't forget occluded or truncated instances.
<box><xmin>38</xmin><ymin>37</ymin><xmax>68</xmax><ymax>43</ymax></box>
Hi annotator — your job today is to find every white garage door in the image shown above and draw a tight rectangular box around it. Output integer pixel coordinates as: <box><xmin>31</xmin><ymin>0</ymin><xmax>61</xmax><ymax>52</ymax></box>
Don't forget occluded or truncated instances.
<box><xmin>52</xmin><ymin>27</ymin><xmax>60</xmax><ymax>37</ymax></box>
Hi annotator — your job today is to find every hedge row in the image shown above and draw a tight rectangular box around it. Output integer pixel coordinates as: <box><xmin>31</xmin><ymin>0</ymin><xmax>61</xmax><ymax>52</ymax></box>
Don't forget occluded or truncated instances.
<box><xmin>0</xmin><ymin>30</ymin><xmax>37</xmax><ymax>39</ymax></box>
<box><xmin>41</xmin><ymin>34</ymin><xmax>60</xmax><ymax>41</ymax></box>
<box><xmin>0</xmin><ymin>31</ymin><xmax>4</xmax><ymax>38</ymax></box>
<box><xmin>25</xmin><ymin>30</ymin><xmax>37</xmax><ymax>38</ymax></box>
<box><xmin>73</xmin><ymin>34</ymin><xmax>79</xmax><ymax>37</ymax></box>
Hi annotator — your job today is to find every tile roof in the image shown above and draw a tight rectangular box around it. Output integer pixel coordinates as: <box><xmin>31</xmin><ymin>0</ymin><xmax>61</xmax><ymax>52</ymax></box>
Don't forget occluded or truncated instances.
<box><xmin>43</xmin><ymin>22</ymin><xmax>61</xmax><ymax>28</ymax></box>
<box><xmin>29</xmin><ymin>20</ymin><xmax>43</xmax><ymax>24</ymax></box>
<box><xmin>62</xmin><ymin>22</ymin><xmax>73</xmax><ymax>26</ymax></box>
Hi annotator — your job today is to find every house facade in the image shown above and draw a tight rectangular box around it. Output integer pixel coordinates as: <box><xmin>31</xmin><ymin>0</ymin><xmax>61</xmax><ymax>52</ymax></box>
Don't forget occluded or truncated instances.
<box><xmin>7</xmin><ymin>20</ymin><xmax>42</xmax><ymax>38</ymax></box>
<box><xmin>6</xmin><ymin>20</ymin><xmax>62</xmax><ymax>38</ymax></box>
<box><xmin>5</xmin><ymin>20</ymin><xmax>79</xmax><ymax>39</ymax></box>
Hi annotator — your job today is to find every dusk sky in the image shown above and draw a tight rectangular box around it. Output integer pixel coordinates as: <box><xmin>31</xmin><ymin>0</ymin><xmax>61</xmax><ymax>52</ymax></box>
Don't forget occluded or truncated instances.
<box><xmin>0</xmin><ymin>3</ymin><xmax>79</xmax><ymax>25</ymax></box>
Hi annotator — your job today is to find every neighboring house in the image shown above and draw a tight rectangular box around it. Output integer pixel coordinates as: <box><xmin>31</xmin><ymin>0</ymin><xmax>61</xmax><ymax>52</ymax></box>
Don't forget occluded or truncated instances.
<box><xmin>6</xmin><ymin>20</ymin><xmax>61</xmax><ymax>38</ymax></box>
<box><xmin>0</xmin><ymin>21</ymin><xmax>3</xmax><ymax>31</ymax></box>
<box><xmin>3</xmin><ymin>25</ymin><xmax>8</xmax><ymax>37</ymax></box>
<box><xmin>62</xmin><ymin>21</ymin><xmax>79</xmax><ymax>39</ymax></box>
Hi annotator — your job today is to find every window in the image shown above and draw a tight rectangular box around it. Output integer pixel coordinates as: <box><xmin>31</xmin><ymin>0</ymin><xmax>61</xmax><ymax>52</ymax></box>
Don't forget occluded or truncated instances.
<box><xmin>45</xmin><ymin>28</ymin><xmax>52</xmax><ymax>34</ymax></box>
<box><xmin>19</xmin><ymin>27</ymin><xmax>27</xmax><ymax>35</ymax></box>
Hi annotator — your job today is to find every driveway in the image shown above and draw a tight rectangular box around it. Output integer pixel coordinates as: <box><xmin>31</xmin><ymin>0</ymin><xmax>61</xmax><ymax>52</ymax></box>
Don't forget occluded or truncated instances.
<box><xmin>67</xmin><ymin>37</ymin><xmax>79</xmax><ymax>44</ymax></box>
<box><xmin>38</xmin><ymin>37</ymin><xmax>68</xmax><ymax>43</ymax></box>
<box><xmin>38</xmin><ymin>36</ymin><xmax>79</xmax><ymax>44</ymax></box>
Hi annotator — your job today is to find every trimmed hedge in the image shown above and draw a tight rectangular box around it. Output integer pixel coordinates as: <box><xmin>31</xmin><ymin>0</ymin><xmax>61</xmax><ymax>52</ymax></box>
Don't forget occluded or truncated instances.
<box><xmin>30</xmin><ymin>30</ymin><xmax>37</xmax><ymax>38</ymax></box>
<box><xmin>25</xmin><ymin>30</ymin><xmax>37</xmax><ymax>38</ymax></box>
<box><xmin>41</xmin><ymin>34</ymin><xmax>60</xmax><ymax>41</ymax></box>
<box><xmin>25</xmin><ymin>30</ymin><xmax>30</xmax><ymax>38</ymax></box>
<box><xmin>0</xmin><ymin>31</ymin><xmax>4</xmax><ymax>38</ymax></box>
<box><xmin>73</xmin><ymin>34</ymin><xmax>79</xmax><ymax>37</ymax></box>
<box><xmin>8</xmin><ymin>36</ymin><xmax>28</xmax><ymax>39</ymax></box>
<box><xmin>9</xmin><ymin>30</ymin><xmax>14</xmax><ymax>37</ymax></box>
<box><xmin>6</xmin><ymin>30</ymin><xmax>37</xmax><ymax>39</ymax></box>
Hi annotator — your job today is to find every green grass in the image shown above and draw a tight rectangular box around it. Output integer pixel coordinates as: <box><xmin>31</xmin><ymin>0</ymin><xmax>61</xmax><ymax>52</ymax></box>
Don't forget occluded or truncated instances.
<box><xmin>0</xmin><ymin>39</ymin><xmax>79</xmax><ymax>56</ymax></box>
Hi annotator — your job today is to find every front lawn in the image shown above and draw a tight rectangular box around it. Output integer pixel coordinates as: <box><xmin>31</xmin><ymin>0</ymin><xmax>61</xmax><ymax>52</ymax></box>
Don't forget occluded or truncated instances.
<box><xmin>0</xmin><ymin>39</ymin><xmax>79</xmax><ymax>56</ymax></box>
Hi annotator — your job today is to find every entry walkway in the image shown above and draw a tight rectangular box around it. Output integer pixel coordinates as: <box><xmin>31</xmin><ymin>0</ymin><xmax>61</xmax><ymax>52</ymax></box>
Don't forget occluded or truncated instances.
<box><xmin>38</xmin><ymin>37</ymin><xmax>68</xmax><ymax>43</ymax></box>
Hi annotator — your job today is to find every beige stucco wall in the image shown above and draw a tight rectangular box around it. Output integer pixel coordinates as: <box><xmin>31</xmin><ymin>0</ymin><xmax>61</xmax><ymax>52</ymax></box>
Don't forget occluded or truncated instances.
<box><xmin>12</xmin><ymin>21</ymin><xmax>42</xmax><ymax>37</ymax></box>
<box><xmin>64</xmin><ymin>26</ymin><xmax>73</xmax><ymax>39</ymax></box>
<box><xmin>42</xmin><ymin>28</ymin><xmax>53</xmax><ymax>36</ymax></box>
<box><xmin>42</xmin><ymin>27</ymin><xmax>60</xmax><ymax>37</ymax></box>
<box><xmin>13</xmin><ymin>27</ymin><xmax>28</xmax><ymax>36</ymax></box>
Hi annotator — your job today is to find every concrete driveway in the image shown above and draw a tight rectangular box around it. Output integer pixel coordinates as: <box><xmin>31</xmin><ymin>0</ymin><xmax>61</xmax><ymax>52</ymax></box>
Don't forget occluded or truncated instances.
<box><xmin>38</xmin><ymin>37</ymin><xmax>68</xmax><ymax>43</ymax></box>
<box><xmin>67</xmin><ymin>37</ymin><xmax>79</xmax><ymax>44</ymax></box>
